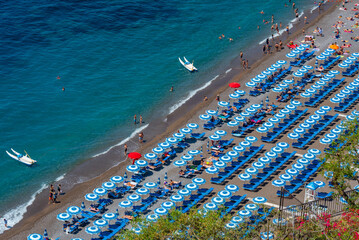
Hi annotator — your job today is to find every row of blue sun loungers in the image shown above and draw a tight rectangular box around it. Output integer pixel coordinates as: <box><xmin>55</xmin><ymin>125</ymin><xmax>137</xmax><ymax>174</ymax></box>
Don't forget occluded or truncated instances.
<box><xmin>304</xmin><ymin>78</ymin><xmax>345</xmax><ymax>107</ymax></box>
<box><xmin>93</xmin><ymin>218</ymin><xmax>129</xmax><ymax>240</ymax></box>
<box><xmin>210</xmin><ymin>145</ymin><xmax>264</xmax><ymax>184</ymax></box>
<box><xmin>276</xmin><ymin>160</ymin><xmax>323</xmax><ymax>197</ymax></box>
<box><xmin>342</xmin><ymin>62</ymin><xmax>359</xmax><ymax>77</ymax></box>
<box><xmin>292</xmin><ymin>114</ymin><xmax>338</xmax><ymax>149</ymax></box>
<box><xmin>243</xmin><ymin>152</ymin><xmax>296</xmax><ymax>191</ymax></box>
<box><xmin>334</xmin><ymin>89</ymin><xmax>359</xmax><ymax>112</ymax></box>
<box><xmin>261</xmin><ymin>109</ymin><xmax>308</xmax><ymax>142</ymax></box>
<box><xmin>175</xmin><ymin>188</ymin><xmax>214</xmax><ymax>213</ymax></box>
<box><xmin>249</xmin><ymin>67</ymin><xmax>292</xmax><ymax>96</ymax></box>
<box><xmin>290</xmin><ymin>50</ymin><xmax>315</xmax><ymax>66</ymax></box>
<box><xmin>320</xmin><ymin>56</ymin><xmax>340</xmax><ymax>71</ymax></box>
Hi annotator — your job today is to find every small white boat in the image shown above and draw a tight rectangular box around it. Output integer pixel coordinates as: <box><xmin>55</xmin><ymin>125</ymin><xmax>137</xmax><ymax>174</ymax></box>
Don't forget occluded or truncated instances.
<box><xmin>6</xmin><ymin>149</ymin><xmax>37</xmax><ymax>166</ymax></box>
<box><xmin>179</xmin><ymin>57</ymin><xmax>197</xmax><ymax>72</ymax></box>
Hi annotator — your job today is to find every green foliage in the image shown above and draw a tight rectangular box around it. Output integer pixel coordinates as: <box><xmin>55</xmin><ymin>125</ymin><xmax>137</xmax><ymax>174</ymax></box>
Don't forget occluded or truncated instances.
<box><xmin>321</xmin><ymin>118</ymin><xmax>359</xmax><ymax>208</ymax></box>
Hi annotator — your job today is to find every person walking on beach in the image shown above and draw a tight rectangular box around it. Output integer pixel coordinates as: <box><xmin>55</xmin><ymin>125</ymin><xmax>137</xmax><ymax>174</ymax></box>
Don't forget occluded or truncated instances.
<box><xmin>139</xmin><ymin>132</ymin><xmax>144</xmax><ymax>143</ymax></box>
<box><xmin>134</xmin><ymin>115</ymin><xmax>137</xmax><ymax>125</ymax></box>
<box><xmin>57</xmin><ymin>184</ymin><xmax>62</xmax><ymax>195</ymax></box>
<box><xmin>139</xmin><ymin>115</ymin><xmax>143</xmax><ymax>124</ymax></box>
<box><xmin>4</xmin><ymin>219</ymin><xmax>7</xmax><ymax>228</ymax></box>
<box><xmin>216</xmin><ymin>95</ymin><xmax>220</xmax><ymax>101</ymax></box>
<box><xmin>124</xmin><ymin>144</ymin><xmax>128</xmax><ymax>156</ymax></box>
<box><xmin>240</xmin><ymin>51</ymin><xmax>243</xmax><ymax>59</ymax></box>
<box><xmin>262</xmin><ymin>44</ymin><xmax>266</xmax><ymax>54</ymax></box>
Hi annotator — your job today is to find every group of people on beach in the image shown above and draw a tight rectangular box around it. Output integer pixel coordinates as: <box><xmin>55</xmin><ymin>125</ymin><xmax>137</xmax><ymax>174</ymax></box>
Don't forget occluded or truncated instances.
<box><xmin>133</xmin><ymin>114</ymin><xmax>143</xmax><ymax>125</ymax></box>
<box><xmin>49</xmin><ymin>184</ymin><xmax>63</xmax><ymax>204</ymax></box>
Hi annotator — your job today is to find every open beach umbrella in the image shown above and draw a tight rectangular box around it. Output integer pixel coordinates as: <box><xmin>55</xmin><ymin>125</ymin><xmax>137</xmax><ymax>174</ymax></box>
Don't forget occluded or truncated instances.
<box><xmin>204</xmin><ymin>202</ymin><xmax>218</xmax><ymax>211</ymax></box>
<box><xmin>136</xmin><ymin>188</ymin><xmax>150</xmax><ymax>195</ymax></box>
<box><xmin>263</xmin><ymin>122</ymin><xmax>274</xmax><ymax>130</ymax></box>
<box><xmin>209</xmin><ymin>134</ymin><xmax>221</xmax><ymax>141</ymax></box>
<box><xmin>218</xmin><ymin>190</ymin><xmax>232</xmax><ymax>198</ymax></box>
<box><xmin>57</xmin><ymin>212</ymin><xmax>71</xmax><ymax>221</ymax></box>
<box><xmin>226</xmin><ymin>184</ymin><xmax>239</xmax><ymax>192</ymax></box>
<box><xmin>267</xmin><ymin>67</ymin><xmax>277</xmax><ymax>72</ymax></box>
<box><xmin>271</xmin><ymin>63</ymin><xmax>281</xmax><ymax>68</ymax></box>
<box><xmin>86</xmin><ymin>226</ymin><xmax>101</xmax><ymax>235</ymax></box>
<box><xmin>188</xmin><ymin>149</ymin><xmax>200</xmax><ymax>156</ymax></box>
<box><xmin>212</xmin><ymin>196</ymin><xmax>225</xmax><ymax>205</ymax></box>
<box><xmin>181</xmin><ymin>155</ymin><xmax>194</xmax><ymax>161</ymax></box>
<box><xmin>174</xmin><ymin>160</ymin><xmax>187</xmax><ymax>167</ymax></box>
<box><xmin>94</xmin><ymin>219</ymin><xmax>108</xmax><ymax>228</ymax></box>
<box><xmin>85</xmin><ymin>193</ymin><xmax>99</xmax><ymax>202</ymax></box>
<box><xmin>271</xmin><ymin>146</ymin><xmax>283</xmax><ymax>154</ymax></box>
<box><xmin>199</xmin><ymin>114</ymin><xmax>211</xmax><ymax>120</ymax></box>
<box><xmin>206</xmin><ymin>109</ymin><xmax>217</xmax><ymax>115</ymax></box>
<box><xmin>245</xmin><ymin>136</ymin><xmax>257</xmax><ymax>143</ymax></box>
<box><xmin>252</xmin><ymin>77</ymin><xmax>262</xmax><ymax>83</ymax></box>
<box><xmin>227</xmin><ymin>120</ymin><xmax>240</xmax><ymax>127</ymax></box>
<box><xmin>311</xmin><ymin>84</ymin><xmax>321</xmax><ymax>90</ymax></box>
<box><xmin>162</xmin><ymin>201</ymin><xmax>175</xmax><ymax>209</ymax></box>
<box><xmin>331</xmin><ymin>128</ymin><xmax>342</xmax><ymax>135</ymax></box>
<box><xmin>272</xmin><ymin>179</ymin><xmax>286</xmax><ymax>187</ymax></box>
<box><xmin>292</xmin><ymin>163</ymin><xmax>305</xmax><ymax>171</ymax></box>
<box><xmin>103</xmin><ymin>213</ymin><xmax>117</xmax><ymax>221</ymax></box>
<box><xmin>128</xmin><ymin>152</ymin><xmax>141</xmax><ymax>160</ymax></box>
<box><xmin>246</xmin><ymin>107</ymin><xmax>256</xmax><ymax>113</ymax></box>
<box><xmin>152</xmin><ymin>147</ymin><xmax>165</xmax><ymax>154</ymax></box>
<box><xmin>215</xmin><ymin>130</ymin><xmax>227</xmax><ymax>136</ymax></box>
<box><xmin>229</xmin><ymin>93</ymin><xmax>240</xmax><ymax>99</ymax></box>
<box><xmin>280</xmin><ymin>109</ymin><xmax>291</xmax><ymax>115</ymax></box>
<box><xmin>257</xmin><ymin>126</ymin><xmax>268</xmax><ymax>133</ymax></box>
<box><xmin>159</xmin><ymin>142</ymin><xmax>172</xmax><ymax>149</ymax></box>
<box><xmin>298</xmin><ymin>158</ymin><xmax>310</xmax><ymax>165</ymax></box>
<box><xmin>206</xmin><ymin>166</ymin><xmax>219</xmax><ymax>174</ymax></box>
<box><xmin>294</xmin><ymin>128</ymin><xmax>305</xmax><ymax>135</ymax></box>
<box><xmin>229</xmin><ymin>82</ymin><xmax>241</xmax><ymax>88</ymax></box>
<box><xmin>135</xmin><ymin>160</ymin><xmax>148</xmax><ymax>168</ymax></box>
<box><xmin>341</xmin><ymin>89</ymin><xmax>352</xmax><ymax>95</ymax></box>
<box><xmin>252</xmin><ymin>196</ymin><xmax>267</xmax><ymax>204</ymax></box>
<box><xmin>146</xmin><ymin>214</ymin><xmax>159</xmax><ymax>222</ymax></box>
<box><xmin>316</xmin><ymin>55</ymin><xmax>326</xmax><ymax>60</ymax></box>
<box><xmin>280</xmin><ymin>174</ymin><xmax>293</xmax><ymax>181</ymax></box>
<box><xmin>187</xmin><ymin>123</ymin><xmax>199</xmax><ymax>129</ymax></box>
<box><xmin>305</xmin><ymin>119</ymin><xmax>316</xmax><ymax>125</ymax></box>
<box><xmin>193</xmin><ymin>177</ymin><xmax>206</xmax><ymax>185</ymax></box>
<box><xmin>132</xmin><ymin>227</ymin><xmax>142</xmax><ymax>234</ymax></box>
<box><xmin>144</xmin><ymin>182</ymin><xmax>158</xmax><ymax>189</ymax></box>
<box><xmin>245</xmin><ymin>203</ymin><xmax>259</xmax><ymax>211</ymax></box>
<box><xmin>288</xmin><ymin>132</ymin><xmax>300</xmax><ymax>139</ymax></box>
<box><xmin>233</xmin><ymin>145</ymin><xmax>245</xmax><ymax>152</ymax></box>
<box><xmin>27</xmin><ymin>234</ymin><xmax>43</xmax><ymax>240</ymax></box>
<box><xmin>235</xmin><ymin>116</ymin><xmax>246</xmax><ymax>122</ymax></box>
<box><xmin>320</xmin><ymin>138</ymin><xmax>332</xmax><ymax>144</ymax></box>
<box><xmin>225</xmin><ymin>223</ymin><xmax>238</xmax><ymax>229</ymax></box>
<box><xmin>238</xmin><ymin>210</ymin><xmax>252</xmax><ymax>218</ymax></box>
<box><xmin>127</xmin><ymin>194</ymin><xmax>141</xmax><ymax>203</ymax></box>
<box><xmin>308</xmin><ymin>149</ymin><xmax>321</xmax><ymax>155</ymax></box>
<box><xmin>185</xmin><ymin>183</ymin><xmax>198</xmax><ymax>191</ymax></box>
<box><xmin>261</xmin><ymin>232</ymin><xmax>274</xmax><ymax>240</ymax></box>
<box><xmin>262</xmin><ymin>70</ymin><xmax>271</xmax><ymax>75</ymax></box>
<box><xmin>119</xmin><ymin>200</ymin><xmax>133</xmax><ymax>208</ymax></box>
<box><xmin>257</xmin><ymin>74</ymin><xmax>267</xmax><ymax>79</ymax></box>
<box><xmin>286</xmin><ymin>168</ymin><xmax>299</xmax><ymax>176</ymax></box>
<box><xmin>277</xmin><ymin>142</ymin><xmax>289</xmax><ymax>149</ymax></box>
<box><xmin>272</xmin><ymin>87</ymin><xmax>283</xmax><ymax>92</ymax></box>
<box><xmin>240</xmin><ymin>111</ymin><xmax>251</xmax><ymax>117</ymax></box>
<box><xmin>268</xmin><ymin>117</ymin><xmax>280</xmax><ymax>123</ymax></box>
<box><xmin>338</xmin><ymin>63</ymin><xmax>349</xmax><ymax>68</ymax></box>
<box><xmin>300</xmin><ymin>92</ymin><xmax>312</xmax><ymax>98</ymax></box>
<box><xmin>154</xmin><ymin>207</ymin><xmax>168</xmax><ymax>216</ymax></box>
<box><xmin>245</xmin><ymin>167</ymin><xmax>258</xmax><ymax>175</ymax></box>
<box><xmin>231</xmin><ymin>216</ymin><xmax>244</xmax><ymax>224</ymax></box>
<box><xmin>240</xmin><ymin>141</ymin><xmax>251</xmax><ymax>148</ymax></box>
<box><xmin>126</xmin><ymin>165</ymin><xmax>140</xmax><ymax>173</ymax></box>
<box><xmin>67</xmin><ymin>206</ymin><xmax>81</xmax><ymax>215</ymax></box>
<box><xmin>303</xmin><ymin>153</ymin><xmax>316</xmax><ymax>160</ymax></box>
<box><xmin>313</xmin><ymin>181</ymin><xmax>325</xmax><ymax>188</ymax></box>
<box><xmin>170</xmin><ymin>195</ymin><xmax>184</xmax><ymax>202</ymax></box>
<box><xmin>218</xmin><ymin>101</ymin><xmax>230</xmax><ymax>107</ymax></box>
<box><xmin>265</xmin><ymin>151</ymin><xmax>277</xmax><ymax>159</ymax></box>
<box><xmin>284</xmin><ymin>79</ymin><xmax>294</xmax><ymax>85</ymax></box>
<box><xmin>293</xmin><ymin>72</ymin><xmax>304</xmax><ymax>78</ymax></box>
<box><xmin>235</xmin><ymin>90</ymin><xmax>246</xmax><ymax>95</ymax></box>
<box><xmin>166</xmin><ymin>137</ymin><xmax>179</xmax><ymax>144</ymax></box>
<box><xmin>239</xmin><ymin>173</ymin><xmax>252</xmax><ymax>181</ymax></box>
<box><xmin>220</xmin><ymin>155</ymin><xmax>233</xmax><ymax>162</ymax></box>
<box><xmin>246</xmin><ymin>81</ymin><xmax>256</xmax><ymax>87</ymax></box>
<box><xmin>285</xmin><ymin>104</ymin><xmax>296</xmax><ymax>111</ymax></box>
<box><xmin>144</xmin><ymin>153</ymin><xmax>157</xmax><ymax>160</ymax></box>
<box><xmin>253</xmin><ymin>162</ymin><xmax>265</xmax><ymax>169</ymax></box>
<box><xmin>259</xmin><ymin>157</ymin><xmax>271</xmax><ymax>164</ymax></box>
<box><xmin>286</xmin><ymin>53</ymin><xmax>296</xmax><ymax>58</ymax></box>
<box><xmin>306</xmin><ymin>88</ymin><xmax>316</xmax><ymax>94</ymax></box>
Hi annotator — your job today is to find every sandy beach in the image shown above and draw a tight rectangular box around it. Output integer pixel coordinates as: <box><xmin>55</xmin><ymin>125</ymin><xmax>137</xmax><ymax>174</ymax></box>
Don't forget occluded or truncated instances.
<box><xmin>5</xmin><ymin>1</ymin><xmax>359</xmax><ymax>239</ymax></box>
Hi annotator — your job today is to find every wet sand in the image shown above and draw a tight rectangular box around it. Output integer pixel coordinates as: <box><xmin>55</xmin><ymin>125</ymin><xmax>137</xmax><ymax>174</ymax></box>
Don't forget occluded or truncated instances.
<box><xmin>5</xmin><ymin>1</ymin><xmax>357</xmax><ymax>239</ymax></box>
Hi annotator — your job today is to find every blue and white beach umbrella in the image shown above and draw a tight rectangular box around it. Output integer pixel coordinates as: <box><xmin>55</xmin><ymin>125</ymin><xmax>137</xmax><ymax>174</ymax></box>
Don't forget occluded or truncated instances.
<box><xmin>119</xmin><ymin>200</ymin><xmax>133</xmax><ymax>208</ymax></box>
<box><xmin>286</xmin><ymin>53</ymin><xmax>296</xmax><ymax>58</ymax></box>
<box><xmin>262</xmin><ymin>70</ymin><xmax>271</xmax><ymax>75</ymax></box>
<box><xmin>271</xmin><ymin>146</ymin><xmax>283</xmax><ymax>153</ymax></box>
<box><xmin>215</xmin><ymin>130</ymin><xmax>227</xmax><ymax>136</ymax></box>
<box><xmin>57</xmin><ymin>212</ymin><xmax>71</xmax><ymax>221</ymax></box>
<box><xmin>231</xmin><ymin>216</ymin><xmax>244</xmax><ymax>224</ymax></box>
<box><xmin>67</xmin><ymin>206</ymin><xmax>81</xmax><ymax>215</ymax></box>
<box><xmin>238</xmin><ymin>210</ymin><xmax>252</xmax><ymax>218</ymax></box>
<box><xmin>187</xmin><ymin>123</ymin><xmax>199</xmax><ymax>129</ymax></box>
<box><xmin>27</xmin><ymin>234</ymin><xmax>43</xmax><ymax>240</ymax></box>
<box><xmin>305</xmin><ymin>119</ymin><xmax>316</xmax><ymax>125</ymax></box>
<box><xmin>103</xmin><ymin>213</ymin><xmax>117</xmax><ymax>220</ymax></box>
<box><xmin>159</xmin><ymin>142</ymin><xmax>172</xmax><ymax>149</ymax></box>
<box><xmin>320</xmin><ymin>106</ymin><xmax>332</xmax><ymax>112</ymax></box>
<box><xmin>259</xmin><ymin>157</ymin><xmax>271</xmax><ymax>164</ymax></box>
<box><xmin>132</xmin><ymin>227</ymin><xmax>142</xmax><ymax>234</ymax></box>
<box><xmin>313</xmin><ymin>181</ymin><xmax>325</xmax><ymax>188</ymax></box>
<box><xmin>300</xmin><ymin>92</ymin><xmax>312</xmax><ymax>98</ymax></box>
<box><xmin>299</xmin><ymin>123</ymin><xmax>311</xmax><ymax>129</ymax></box>
<box><xmin>146</xmin><ymin>214</ymin><xmax>159</xmax><ymax>222</ymax></box>
<box><xmin>344</xmin><ymin>59</ymin><xmax>353</xmax><ymax>64</ymax></box>
<box><xmin>181</xmin><ymin>155</ymin><xmax>194</xmax><ymax>161</ymax></box>
<box><xmin>144</xmin><ymin>153</ymin><xmax>157</xmax><ymax>160</ymax></box>
<box><xmin>220</xmin><ymin>155</ymin><xmax>233</xmax><ymax>162</ymax></box>
<box><xmin>294</xmin><ymin>128</ymin><xmax>305</xmax><ymax>135</ymax></box>
<box><xmin>340</xmin><ymin>197</ymin><xmax>348</xmax><ymax>204</ymax></box>
<box><xmin>239</xmin><ymin>173</ymin><xmax>252</xmax><ymax>181</ymax></box>
<box><xmin>154</xmin><ymin>207</ymin><xmax>168</xmax><ymax>216</ymax></box>
<box><xmin>306</xmin><ymin>88</ymin><xmax>317</xmax><ymax>94</ymax></box>
<box><xmin>233</xmin><ymin>145</ymin><xmax>245</xmax><ymax>152</ymax></box>
<box><xmin>286</xmin><ymin>168</ymin><xmax>299</xmax><ymax>176</ymax></box>
<box><xmin>315</xmin><ymin>109</ymin><xmax>326</xmax><ymax>116</ymax></box>
<box><xmin>303</xmin><ymin>153</ymin><xmax>316</xmax><ymax>160</ymax></box>
<box><xmin>193</xmin><ymin>177</ymin><xmax>206</xmax><ymax>185</ymax></box>
<box><xmin>85</xmin><ymin>193</ymin><xmax>99</xmax><ymax>201</ymax></box>
<box><xmin>277</xmin><ymin>142</ymin><xmax>289</xmax><ymax>149</ymax></box>
<box><xmin>331</xmin><ymin>97</ymin><xmax>342</xmax><ymax>103</ymax></box>
<box><xmin>257</xmin><ymin>126</ymin><xmax>269</xmax><ymax>133</ymax></box>
<box><xmin>246</xmin><ymin>81</ymin><xmax>256</xmax><ymax>87</ymax></box>
<box><xmin>235</xmin><ymin>116</ymin><xmax>246</xmax><ymax>122</ymax></box>
<box><xmin>267</xmin><ymin>67</ymin><xmax>277</xmax><ymax>72</ymax></box>
<box><xmin>94</xmin><ymin>219</ymin><xmax>108</xmax><ymax>228</ymax></box>
<box><xmin>336</xmin><ymin>93</ymin><xmax>347</xmax><ymax>98</ymax></box>
<box><xmin>240</xmin><ymin>141</ymin><xmax>251</xmax><ymax>148</ymax></box>
<box><xmin>241</xmin><ymin>111</ymin><xmax>251</xmax><ymax>117</ymax></box>
<box><xmin>185</xmin><ymin>183</ymin><xmax>199</xmax><ymax>191</ymax></box>
<box><xmin>321</xmin><ymin>77</ymin><xmax>331</xmax><ymax>82</ymax></box>
<box><xmin>280</xmin><ymin>174</ymin><xmax>293</xmax><ymax>181</ymax></box>
<box><xmin>293</xmin><ymin>72</ymin><xmax>304</xmax><ymax>78</ymax></box>
<box><xmin>206</xmin><ymin>110</ymin><xmax>217</xmax><ymax>115</ymax></box>
<box><xmin>320</xmin><ymin>138</ymin><xmax>332</xmax><ymax>144</ymax></box>
<box><xmin>227</xmin><ymin>120</ymin><xmax>240</xmax><ymax>127</ymax></box>
<box><xmin>271</xmin><ymin>63</ymin><xmax>281</xmax><ymax>68</ymax></box>
<box><xmin>352</xmin><ymin>52</ymin><xmax>359</xmax><ymax>57</ymax></box>
<box><xmin>174</xmin><ymin>160</ymin><xmax>187</xmax><ymax>167</ymax></box>
<box><xmin>152</xmin><ymin>147</ymin><xmax>165</xmax><ymax>154</ymax></box>
<box><xmin>206</xmin><ymin>166</ymin><xmax>219</xmax><ymax>174</ymax></box>
<box><xmin>288</xmin><ymin>132</ymin><xmax>300</xmax><ymax>139</ymax></box>
<box><xmin>162</xmin><ymin>201</ymin><xmax>175</xmax><ymax>209</ymax></box>
<box><xmin>188</xmin><ymin>149</ymin><xmax>200</xmax><ymax>156</ymax></box>
<box><xmin>252</xmin><ymin>196</ymin><xmax>267</xmax><ymax>204</ymax></box>
<box><xmin>331</xmin><ymin>128</ymin><xmax>342</xmax><ymax>135</ymax></box>
<box><xmin>272</xmin><ymin>87</ymin><xmax>283</xmax><ymax>92</ymax></box>
<box><xmin>303</xmin><ymin>65</ymin><xmax>313</xmax><ymax>70</ymax></box>
<box><xmin>311</xmin><ymin>84</ymin><xmax>322</xmax><ymax>90</ymax></box>
<box><xmin>245</xmin><ymin>136</ymin><xmax>257</xmax><ymax>143</ymax></box>
<box><xmin>127</xmin><ymin>194</ymin><xmax>141</xmax><ymax>202</ymax></box>
<box><xmin>292</xmin><ymin>163</ymin><xmax>305</xmax><ymax>171</ymax></box>
<box><xmin>268</xmin><ymin>117</ymin><xmax>280</xmax><ymax>123</ymax></box>
<box><xmin>170</xmin><ymin>195</ymin><xmax>184</xmax><ymax>202</ymax></box>
<box><xmin>261</xmin><ymin>232</ymin><xmax>274</xmax><ymax>240</ymax></box>
<box><xmin>298</xmin><ymin>68</ymin><xmax>308</xmax><ymax>74</ymax></box>
<box><xmin>229</xmin><ymin>93</ymin><xmax>241</xmax><ymax>99</ymax></box>
<box><xmin>209</xmin><ymin>134</ymin><xmax>221</xmax><ymax>141</ymax></box>
<box><xmin>227</xmin><ymin>151</ymin><xmax>239</xmax><ymax>158</ymax></box>
<box><xmin>93</xmin><ymin>188</ymin><xmax>107</xmax><ymax>196</ymax></box>
<box><xmin>204</xmin><ymin>202</ymin><xmax>218</xmax><ymax>211</ymax></box>
<box><xmin>298</xmin><ymin>158</ymin><xmax>310</xmax><ymax>165</ymax></box>
<box><xmin>253</xmin><ymin>162</ymin><xmax>265</xmax><ymax>169</ymax></box>
<box><xmin>226</xmin><ymin>184</ymin><xmax>239</xmax><ymax>192</ymax></box>
<box><xmin>252</xmin><ymin>104</ymin><xmax>262</xmax><ymax>109</ymax></box>
<box><xmin>245</xmin><ymin>203</ymin><xmax>259</xmax><ymax>211</ymax></box>
<box><xmin>316</xmin><ymin>80</ymin><xmax>326</xmax><ymax>86</ymax></box>
<box><xmin>265</xmin><ymin>151</ymin><xmax>277</xmax><ymax>159</ymax></box>
<box><xmin>218</xmin><ymin>190</ymin><xmax>232</xmax><ymax>198</ymax></box>
<box><xmin>316</xmin><ymin>55</ymin><xmax>326</xmax><ymax>60</ymax></box>
<box><xmin>310</xmin><ymin>115</ymin><xmax>321</xmax><ymax>121</ymax></box>
<box><xmin>236</xmin><ymin>90</ymin><xmax>246</xmax><ymax>95</ymax></box>
<box><xmin>166</xmin><ymin>137</ymin><xmax>179</xmax><ymax>144</ymax></box>
<box><xmin>346</xmin><ymin>115</ymin><xmax>356</xmax><ymax>121</ymax></box>
<box><xmin>245</xmin><ymin>167</ymin><xmax>258</xmax><ymax>175</ymax></box>
<box><xmin>277</xmin><ymin>60</ymin><xmax>287</xmax><ymax>65</ymax></box>
<box><xmin>272</xmin><ymin>179</ymin><xmax>286</xmax><ymax>187</ymax></box>
<box><xmin>136</xmin><ymin>188</ymin><xmax>150</xmax><ymax>195</ymax></box>
<box><xmin>199</xmin><ymin>114</ymin><xmax>211</xmax><ymax>120</ymax></box>
<box><xmin>273</xmin><ymin>218</ymin><xmax>288</xmax><ymax>225</ymax></box>
<box><xmin>86</xmin><ymin>226</ymin><xmax>101</xmax><ymax>235</ymax></box>
<box><xmin>246</xmin><ymin>107</ymin><xmax>257</xmax><ymax>113</ymax></box>
<box><xmin>225</xmin><ymin>222</ymin><xmax>238</xmax><ymax>229</ymax></box>
<box><xmin>144</xmin><ymin>182</ymin><xmax>158</xmax><ymax>189</ymax></box>
<box><xmin>350</xmin><ymin>82</ymin><xmax>359</xmax><ymax>87</ymax></box>
<box><xmin>308</xmin><ymin>149</ymin><xmax>321</xmax><ymax>155</ymax></box>
<box><xmin>257</xmin><ymin>74</ymin><xmax>267</xmax><ymax>79</ymax></box>
<box><xmin>352</xmin><ymin>110</ymin><xmax>359</xmax><ymax>116</ymax></box>
<box><xmin>135</xmin><ymin>160</ymin><xmax>148</xmax><ymax>168</ymax></box>
<box><xmin>280</xmin><ymin>109</ymin><xmax>291</xmax><ymax>115</ymax></box>
<box><xmin>338</xmin><ymin>63</ymin><xmax>349</xmax><ymax>68</ymax></box>
<box><xmin>218</xmin><ymin>101</ymin><xmax>230</xmax><ymax>107</ymax></box>
<box><xmin>285</xmin><ymin>104</ymin><xmax>296</xmax><ymax>110</ymax></box>
<box><xmin>322</xmin><ymin>51</ymin><xmax>331</xmax><ymax>56</ymax></box>
<box><xmin>291</xmin><ymin>100</ymin><xmax>302</xmax><ymax>106</ymax></box>
<box><xmin>341</xmin><ymin>89</ymin><xmax>352</xmax><ymax>95</ymax></box>
<box><xmin>284</xmin><ymin>79</ymin><xmax>294</xmax><ymax>85</ymax></box>
<box><xmin>213</xmin><ymin>161</ymin><xmax>227</xmax><ymax>168</ymax></box>
<box><xmin>212</xmin><ymin>196</ymin><xmax>225</xmax><ymax>205</ymax></box>
<box><xmin>126</xmin><ymin>165</ymin><xmax>140</xmax><ymax>173</ymax></box>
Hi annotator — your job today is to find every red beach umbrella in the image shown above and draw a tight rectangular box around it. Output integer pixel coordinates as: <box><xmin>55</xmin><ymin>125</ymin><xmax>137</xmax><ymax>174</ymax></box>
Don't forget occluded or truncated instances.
<box><xmin>229</xmin><ymin>82</ymin><xmax>241</xmax><ymax>89</ymax></box>
<box><xmin>128</xmin><ymin>152</ymin><xmax>142</xmax><ymax>160</ymax></box>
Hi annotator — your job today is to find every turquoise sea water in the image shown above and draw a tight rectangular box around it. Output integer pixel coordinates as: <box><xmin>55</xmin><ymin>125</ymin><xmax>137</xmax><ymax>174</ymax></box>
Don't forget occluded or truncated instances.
<box><xmin>0</xmin><ymin>0</ymin><xmax>316</xmax><ymax>230</ymax></box>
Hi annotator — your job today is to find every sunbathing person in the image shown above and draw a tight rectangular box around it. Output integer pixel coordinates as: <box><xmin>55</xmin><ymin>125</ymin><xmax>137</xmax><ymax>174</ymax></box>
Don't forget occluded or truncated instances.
<box><xmin>179</xmin><ymin>170</ymin><xmax>185</xmax><ymax>176</ymax></box>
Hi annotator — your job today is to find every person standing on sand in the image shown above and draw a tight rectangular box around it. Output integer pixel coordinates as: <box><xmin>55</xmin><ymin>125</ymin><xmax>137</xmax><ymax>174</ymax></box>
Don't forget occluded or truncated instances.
<box><xmin>58</xmin><ymin>184</ymin><xmax>62</xmax><ymax>195</ymax></box>
<box><xmin>4</xmin><ymin>219</ymin><xmax>7</xmax><ymax>228</ymax></box>
<box><xmin>263</xmin><ymin>44</ymin><xmax>266</xmax><ymax>54</ymax></box>
<box><xmin>240</xmin><ymin>51</ymin><xmax>243</xmax><ymax>59</ymax></box>
<box><xmin>134</xmin><ymin>115</ymin><xmax>137</xmax><ymax>125</ymax></box>
<box><xmin>139</xmin><ymin>115</ymin><xmax>143</xmax><ymax>124</ymax></box>
<box><xmin>203</xmin><ymin>96</ymin><xmax>208</xmax><ymax>101</ymax></box>
<box><xmin>124</xmin><ymin>144</ymin><xmax>128</xmax><ymax>156</ymax></box>
<box><xmin>216</xmin><ymin>95</ymin><xmax>220</xmax><ymax>101</ymax></box>
<box><xmin>139</xmin><ymin>132</ymin><xmax>144</xmax><ymax>143</ymax></box>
